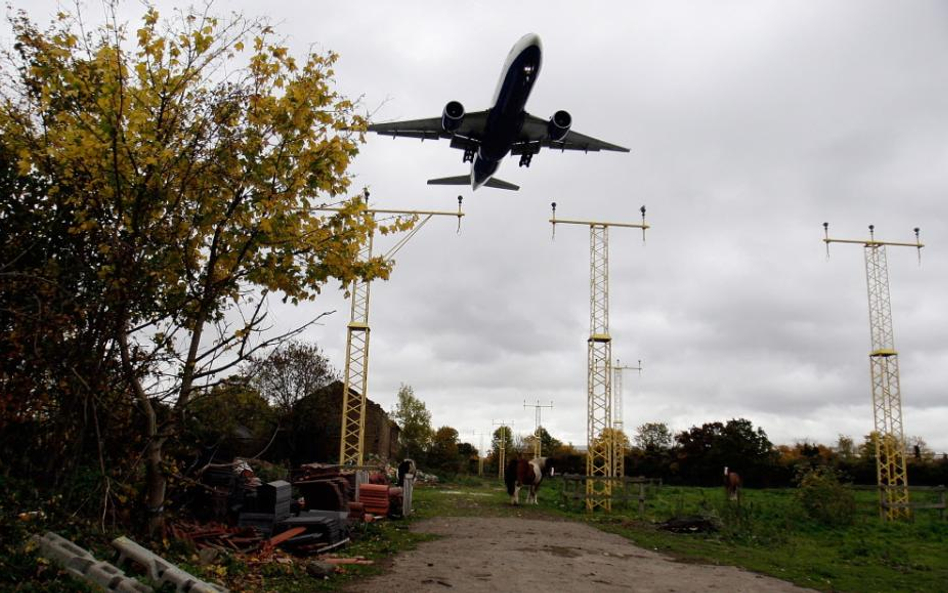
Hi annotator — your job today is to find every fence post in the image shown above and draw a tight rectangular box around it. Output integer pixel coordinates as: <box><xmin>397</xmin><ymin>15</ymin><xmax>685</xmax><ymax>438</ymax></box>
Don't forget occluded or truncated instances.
<box><xmin>402</xmin><ymin>475</ymin><xmax>414</xmax><ymax>517</ymax></box>
<box><xmin>638</xmin><ymin>481</ymin><xmax>645</xmax><ymax>517</ymax></box>
<box><xmin>354</xmin><ymin>470</ymin><xmax>369</xmax><ymax>502</ymax></box>
<box><xmin>939</xmin><ymin>486</ymin><xmax>945</xmax><ymax>522</ymax></box>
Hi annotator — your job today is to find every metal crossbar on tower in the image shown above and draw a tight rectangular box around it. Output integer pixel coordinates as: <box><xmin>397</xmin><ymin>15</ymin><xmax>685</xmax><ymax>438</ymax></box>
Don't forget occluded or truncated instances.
<box><xmin>612</xmin><ymin>359</ymin><xmax>642</xmax><ymax>480</ymax></box>
<box><xmin>492</xmin><ymin>420</ymin><xmax>513</xmax><ymax>479</ymax></box>
<box><xmin>316</xmin><ymin>197</ymin><xmax>464</xmax><ymax>467</ymax></box>
<box><xmin>551</xmin><ymin>203</ymin><xmax>649</xmax><ymax>511</ymax></box>
<box><xmin>524</xmin><ymin>400</ymin><xmax>554</xmax><ymax>458</ymax></box>
<box><xmin>823</xmin><ymin>223</ymin><xmax>923</xmax><ymax>520</ymax></box>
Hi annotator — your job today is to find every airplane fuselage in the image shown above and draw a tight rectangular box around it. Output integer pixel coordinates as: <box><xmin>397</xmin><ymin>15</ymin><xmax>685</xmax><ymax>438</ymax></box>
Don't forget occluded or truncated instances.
<box><xmin>472</xmin><ymin>34</ymin><xmax>542</xmax><ymax>189</ymax></box>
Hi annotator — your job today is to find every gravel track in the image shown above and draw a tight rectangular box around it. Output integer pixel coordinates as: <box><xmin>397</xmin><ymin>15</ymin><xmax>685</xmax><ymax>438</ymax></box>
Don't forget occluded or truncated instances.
<box><xmin>348</xmin><ymin>516</ymin><xmax>815</xmax><ymax>592</ymax></box>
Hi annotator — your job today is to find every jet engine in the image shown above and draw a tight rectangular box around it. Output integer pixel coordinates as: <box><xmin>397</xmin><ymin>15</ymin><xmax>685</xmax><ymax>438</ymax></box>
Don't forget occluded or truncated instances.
<box><xmin>547</xmin><ymin>110</ymin><xmax>572</xmax><ymax>141</ymax></box>
<box><xmin>442</xmin><ymin>101</ymin><xmax>465</xmax><ymax>133</ymax></box>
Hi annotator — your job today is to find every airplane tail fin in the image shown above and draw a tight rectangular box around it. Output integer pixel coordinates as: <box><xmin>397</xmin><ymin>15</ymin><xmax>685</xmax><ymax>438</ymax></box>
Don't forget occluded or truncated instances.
<box><xmin>483</xmin><ymin>177</ymin><xmax>520</xmax><ymax>191</ymax></box>
<box><xmin>427</xmin><ymin>175</ymin><xmax>469</xmax><ymax>186</ymax></box>
<box><xmin>427</xmin><ymin>175</ymin><xmax>520</xmax><ymax>191</ymax></box>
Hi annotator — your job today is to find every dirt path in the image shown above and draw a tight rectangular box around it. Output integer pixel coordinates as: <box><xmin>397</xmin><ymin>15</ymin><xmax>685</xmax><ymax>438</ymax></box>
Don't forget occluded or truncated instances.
<box><xmin>348</xmin><ymin>516</ymin><xmax>814</xmax><ymax>592</ymax></box>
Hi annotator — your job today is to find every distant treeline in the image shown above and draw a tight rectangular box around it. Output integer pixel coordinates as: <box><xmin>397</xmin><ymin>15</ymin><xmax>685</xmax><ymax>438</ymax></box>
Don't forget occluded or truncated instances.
<box><xmin>480</xmin><ymin>419</ymin><xmax>948</xmax><ymax>488</ymax></box>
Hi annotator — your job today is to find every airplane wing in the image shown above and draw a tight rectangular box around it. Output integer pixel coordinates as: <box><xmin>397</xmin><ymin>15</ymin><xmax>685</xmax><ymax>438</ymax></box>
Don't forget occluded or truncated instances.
<box><xmin>517</xmin><ymin>113</ymin><xmax>630</xmax><ymax>153</ymax></box>
<box><xmin>367</xmin><ymin>111</ymin><xmax>490</xmax><ymax>148</ymax></box>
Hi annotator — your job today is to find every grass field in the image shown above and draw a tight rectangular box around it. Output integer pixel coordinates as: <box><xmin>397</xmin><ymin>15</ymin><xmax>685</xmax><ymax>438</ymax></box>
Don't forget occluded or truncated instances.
<box><xmin>406</xmin><ymin>477</ymin><xmax>948</xmax><ymax>593</ymax></box>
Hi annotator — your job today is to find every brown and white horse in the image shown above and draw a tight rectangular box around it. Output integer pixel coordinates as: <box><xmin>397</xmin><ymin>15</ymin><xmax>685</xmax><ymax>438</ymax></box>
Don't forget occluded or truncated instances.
<box><xmin>505</xmin><ymin>457</ymin><xmax>555</xmax><ymax>505</ymax></box>
<box><xmin>724</xmin><ymin>466</ymin><xmax>742</xmax><ymax>501</ymax></box>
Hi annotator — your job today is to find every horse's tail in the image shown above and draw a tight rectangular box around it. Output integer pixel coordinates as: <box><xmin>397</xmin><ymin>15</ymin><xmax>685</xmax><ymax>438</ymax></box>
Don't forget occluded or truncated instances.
<box><xmin>504</xmin><ymin>459</ymin><xmax>517</xmax><ymax>495</ymax></box>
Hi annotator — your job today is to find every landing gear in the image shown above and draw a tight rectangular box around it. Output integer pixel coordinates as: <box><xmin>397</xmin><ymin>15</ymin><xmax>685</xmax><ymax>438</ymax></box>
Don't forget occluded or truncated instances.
<box><xmin>463</xmin><ymin>148</ymin><xmax>475</xmax><ymax>163</ymax></box>
<box><xmin>517</xmin><ymin>142</ymin><xmax>540</xmax><ymax>168</ymax></box>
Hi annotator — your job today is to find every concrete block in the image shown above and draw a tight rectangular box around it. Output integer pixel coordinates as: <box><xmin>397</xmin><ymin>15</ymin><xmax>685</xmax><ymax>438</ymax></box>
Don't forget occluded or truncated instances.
<box><xmin>30</xmin><ymin>532</ymin><xmax>152</xmax><ymax>592</ymax></box>
<box><xmin>113</xmin><ymin>536</ymin><xmax>228</xmax><ymax>593</ymax></box>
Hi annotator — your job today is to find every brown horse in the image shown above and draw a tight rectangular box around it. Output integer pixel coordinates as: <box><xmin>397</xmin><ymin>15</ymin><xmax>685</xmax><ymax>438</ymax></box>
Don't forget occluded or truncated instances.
<box><xmin>724</xmin><ymin>466</ymin><xmax>742</xmax><ymax>501</ymax></box>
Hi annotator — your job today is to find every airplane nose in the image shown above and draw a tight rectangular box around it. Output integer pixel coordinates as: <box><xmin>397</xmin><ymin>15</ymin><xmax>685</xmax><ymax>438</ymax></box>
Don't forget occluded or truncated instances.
<box><xmin>520</xmin><ymin>32</ymin><xmax>542</xmax><ymax>51</ymax></box>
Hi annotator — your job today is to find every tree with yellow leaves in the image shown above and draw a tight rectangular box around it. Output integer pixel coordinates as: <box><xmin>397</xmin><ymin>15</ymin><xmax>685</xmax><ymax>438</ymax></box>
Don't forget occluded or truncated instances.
<box><xmin>0</xmin><ymin>4</ymin><xmax>409</xmax><ymax>533</ymax></box>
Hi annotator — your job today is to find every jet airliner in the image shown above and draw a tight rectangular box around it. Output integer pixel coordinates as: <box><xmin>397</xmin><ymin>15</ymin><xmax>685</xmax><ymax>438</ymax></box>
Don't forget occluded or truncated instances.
<box><xmin>367</xmin><ymin>33</ymin><xmax>629</xmax><ymax>191</ymax></box>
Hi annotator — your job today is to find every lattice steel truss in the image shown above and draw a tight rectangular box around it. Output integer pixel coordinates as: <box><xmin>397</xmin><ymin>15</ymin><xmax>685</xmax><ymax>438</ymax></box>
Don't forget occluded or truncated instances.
<box><xmin>492</xmin><ymin>421</ymin><xmax>513</xmax><ymax>479</ymax></box>
<box><xmin>824</xmin><ymin>223</ymin><xmax>923</xmax><ymax>520</ymax></box>
<box><xmin>865</xmin><ymin>245</ymin><xmax>910</xmax><ymax>520</ymax></box>
<box><xmin>339</xmin><ymin>234</ymin><xmax>374</xmax><ymax>467</ymax></box>
<box><xmin>612</xmin><ymin>360</ymin><xmax>642</xmax><ymax>482</ymax></box>
<box><xmin>612</xmin><ymin>362</ymin><xmax>624</xmax><ymax>481</ymax></box>
<box><xmin>587</xmin><ymin>225</ymin><xmax>614</xmax><ymax>510</ymax></box>
<box><xmin>524</xmin><ymin>400</ymin><xmax>554</xmax><ymax>458</ymax></box>
<box><xmin>324</xmin><ymin>200</ymin><xmax>464</xmax><ymax>467</ymax></box>
<box><xmin>551</xmin><ymin>204</ymin><xmax>648</xmax><ymax>512</ymax></box>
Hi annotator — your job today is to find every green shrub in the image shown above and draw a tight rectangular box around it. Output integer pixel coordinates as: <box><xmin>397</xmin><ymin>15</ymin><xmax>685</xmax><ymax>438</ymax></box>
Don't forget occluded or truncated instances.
<box><xmin>795</xmin><ymin>466</ymin><xmax>856</xmax><ymax>526</ymax></box>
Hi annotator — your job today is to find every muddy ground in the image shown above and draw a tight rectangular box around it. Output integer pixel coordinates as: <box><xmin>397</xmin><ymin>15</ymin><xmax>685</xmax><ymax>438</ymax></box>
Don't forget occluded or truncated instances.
<box><xmin>347</xmin><ymin>516</ymin><xmax>814</xmax><ymax>592</ymax></box>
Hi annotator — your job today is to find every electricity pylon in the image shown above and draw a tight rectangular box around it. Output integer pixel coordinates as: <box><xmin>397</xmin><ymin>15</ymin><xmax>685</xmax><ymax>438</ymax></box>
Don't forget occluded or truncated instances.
<box><xmin>471</xmin><ymin>430</ymin><xmax>487</xmax><ymax>476</ymax></box>
<box><xmin>823</xmin><ymin>223</ymin><xmax>923</xmax><ymax>520</ymax></box>
<box><xmin>492</xmin><ymin>420</ymin><xmax>514</xmax><ymax>479</ymax></box>
<box><xmin>612</xmin><ymin>359</ymin><xmax>642</xmax><ymax>480</ymax></box>
<box><xmin>317</xmin><ymin>197</ymin><xmax>464</xmax><ymax>467</ymax></box>
<box><xmin>524</xmin><ymin>400</ymin><xmax>554</xmax><ymax>458</ymax></box>
<box><xmin>551</xmin><ymin>203</ymin><xmax>649</xmax><ymax>511</ymax></box>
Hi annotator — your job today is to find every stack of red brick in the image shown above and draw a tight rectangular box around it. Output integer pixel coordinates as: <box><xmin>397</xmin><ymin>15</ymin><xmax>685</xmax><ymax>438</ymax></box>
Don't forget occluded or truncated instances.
<box><xmin>358</xmin><ymin>484</ymin><xmax>389</xmax><ymax>515</ymax></box>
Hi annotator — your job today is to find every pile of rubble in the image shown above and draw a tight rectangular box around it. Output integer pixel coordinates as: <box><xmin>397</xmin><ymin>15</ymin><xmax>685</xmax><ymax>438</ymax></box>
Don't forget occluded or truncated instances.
<box><xmin>180</xmin><ymin>460</ymin><xmax>410</xmax><ymax>556</ymax></box>
<box><xmin>30</xmin><ymin>459</ymin><xmax>416</xmax><ymax>591</ymax></box>
<box><xmin>170</xmin><ymin>521</ymin><xmax>263</xmax><ymax>553</ymax></box>
<box><xmin>293</xmin><ymin>463</ymin><xmax>353</xmax><ymax>512</ymax></box>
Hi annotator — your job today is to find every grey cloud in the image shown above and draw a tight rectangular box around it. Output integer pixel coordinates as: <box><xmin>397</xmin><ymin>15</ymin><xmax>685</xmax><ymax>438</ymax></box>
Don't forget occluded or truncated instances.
<box><xmin>15</xmin><ymin>0</ymin><xmax>947</xmax><ymax>451</ymax></box>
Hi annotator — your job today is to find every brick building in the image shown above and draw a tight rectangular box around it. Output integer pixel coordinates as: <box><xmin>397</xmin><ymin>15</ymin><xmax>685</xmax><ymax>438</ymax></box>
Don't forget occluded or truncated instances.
<box><xmin>286</xmin><ymin>380</ymin><xmax>400</xmax><ymax>465</ymax></box>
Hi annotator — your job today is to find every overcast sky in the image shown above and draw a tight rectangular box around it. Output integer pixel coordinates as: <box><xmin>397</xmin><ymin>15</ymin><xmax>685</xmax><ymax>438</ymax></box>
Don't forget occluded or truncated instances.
<box><xmin>14</xmin><ymin>1</ymin><xmax>948</xmax><ymax>453</ymax></box>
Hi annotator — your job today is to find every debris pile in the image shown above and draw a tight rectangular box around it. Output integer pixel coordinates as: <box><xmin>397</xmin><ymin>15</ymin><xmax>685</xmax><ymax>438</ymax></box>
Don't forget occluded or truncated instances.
<box><xmin>293</xmin><ymin>463</ymin><xmax>353</xmax><ymax>511</ymax></box>
<box><xmin>30</xmin><ymin>458</ymin><xmax>417</xmax><ymax>590</ymax></box>
<box><xmin>233</xmin><ymin>472</ymin><xmax>351</xmax><ymax>553</ymax></box>
<box><xmin>658</xmin><ymin>515</ymin><xmax>719</xmax><ymax>533</ymax></box>
<box><xmin>172</xmin><ymin>462</ymin><xmax>413</xmax><ymax>572</ymax></box>
<box><xmin>280</xmin><ymin>511</ymin><xmax>350</xmax><ymax>554</ymax></box>
<box><xmin>170</xmin><ymin>521</ymin><xmax>264</xmax><ymax>552</ymax></box>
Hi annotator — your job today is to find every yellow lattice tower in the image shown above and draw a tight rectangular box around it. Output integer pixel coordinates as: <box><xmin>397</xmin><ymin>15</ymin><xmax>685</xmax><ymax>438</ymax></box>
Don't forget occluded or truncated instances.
<box><xmin>492</xmin><ymin>420</ymin><xmax>513</xmax><ymax>479</ymax></box>
<box><xmin>824</xmin><ymin>223</ymin><xmax>923</xmax><ymax>520</ymax></box>
<box><xmin>316</xmin><ymin>197</ymin><xmax>464</xmax><ymax>467</ymax></box>
<box><xmin>551</xmin><ymin>204</ymin><xmax>649</xmax><ymax>511</ymax></box>
<box><xmin>612</xmin><ymin>359</ymin><xmax>642</xmax><ymax>481</ymax></box>
<box><xmin>471</xmin><ymin>430</ymin><xmax>487</xmax><ymax>477</ymax></box>
<box><xmin>524</xmin><ymin>400</ymin><xmax>554</xmax><ymax>458</ymax></box>
<box><xmin>339</xmin><ymin>233</ymin><xmax>374</xmax><ymax>467</ymax></box>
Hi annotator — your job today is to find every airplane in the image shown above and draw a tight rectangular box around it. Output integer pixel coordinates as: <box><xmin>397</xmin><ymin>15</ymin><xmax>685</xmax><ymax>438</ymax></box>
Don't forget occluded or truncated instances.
<box><xmin>366</xmin><ymin>33</ymin><xmax>629</xmax><ymax>191</ymax></box>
